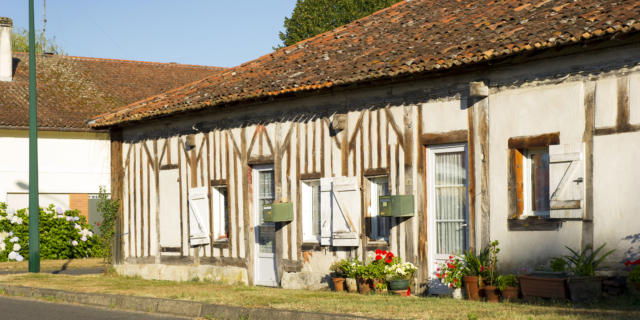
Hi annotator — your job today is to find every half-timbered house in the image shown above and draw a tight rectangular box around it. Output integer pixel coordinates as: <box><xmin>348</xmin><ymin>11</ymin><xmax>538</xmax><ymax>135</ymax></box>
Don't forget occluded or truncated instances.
<box><xmin>91</xmin><ymin>0</ymin><xmax>640</xmax><ymax>292</ymax></box>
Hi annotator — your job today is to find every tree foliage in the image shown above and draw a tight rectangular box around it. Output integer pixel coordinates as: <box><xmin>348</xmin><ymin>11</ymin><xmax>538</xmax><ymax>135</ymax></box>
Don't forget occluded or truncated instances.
<box><xmin>277</xmin><ymin>0</ymin><xmax>400</xmax><ymax>48</ymax></box>
<box><xmin>96</xmin><ymin>186</ymin><xmax>120</xmax><ymax>264</ymax></box>
<box><xmin>11</xmin><ymin>28</ymin><xmax>64</xmax><ymax>54</ymax></box>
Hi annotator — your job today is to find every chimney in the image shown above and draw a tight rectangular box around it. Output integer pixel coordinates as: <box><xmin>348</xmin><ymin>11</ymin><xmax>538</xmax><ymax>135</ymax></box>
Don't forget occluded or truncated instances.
<box><xmin>0</xmin><ymin>17</ymin><xmax>13</xmax><ymax>82</ymax></box>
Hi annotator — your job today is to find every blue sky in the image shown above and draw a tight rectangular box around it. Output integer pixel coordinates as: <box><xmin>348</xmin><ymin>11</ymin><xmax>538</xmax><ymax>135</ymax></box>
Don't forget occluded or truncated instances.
<box><xmin>4</xmin><ymin>1</ymin><xmax>298</xmax><ymax>67</ymax></box>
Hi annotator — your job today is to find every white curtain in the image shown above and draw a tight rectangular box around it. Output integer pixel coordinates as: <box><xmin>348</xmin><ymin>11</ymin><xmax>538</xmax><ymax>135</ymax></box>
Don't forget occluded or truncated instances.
<box><xmin>434</xmin><ymin>151</ymin><xmax>467</xmax><ymax>255</ymax></box>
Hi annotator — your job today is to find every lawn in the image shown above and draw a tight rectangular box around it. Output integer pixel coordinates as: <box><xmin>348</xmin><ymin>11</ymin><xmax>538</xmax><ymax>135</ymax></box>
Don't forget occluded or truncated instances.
<box><xmin>0</xmin><ymin>268</ymin><xmax>639</xmax><ymax>319</ymax></box>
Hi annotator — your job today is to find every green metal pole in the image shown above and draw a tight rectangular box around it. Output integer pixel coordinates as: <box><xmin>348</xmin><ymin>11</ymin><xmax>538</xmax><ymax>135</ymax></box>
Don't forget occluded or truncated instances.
<box><xmin>28</xmin><ymin>0</ymin><xmax>40</xmax><ymax>273</ymax></box>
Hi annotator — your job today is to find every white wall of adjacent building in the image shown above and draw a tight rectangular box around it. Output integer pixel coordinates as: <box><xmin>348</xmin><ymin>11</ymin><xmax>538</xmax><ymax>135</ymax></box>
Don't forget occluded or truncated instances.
<box><xmin>0</xmin><ymin>129</ymin><xmax>110</xmax><ymax>211</ymax></box>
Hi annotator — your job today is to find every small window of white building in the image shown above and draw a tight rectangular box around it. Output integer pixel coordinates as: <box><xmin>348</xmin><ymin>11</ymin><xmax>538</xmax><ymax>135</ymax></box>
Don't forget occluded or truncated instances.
<box><xmin>301</xmin><ymin>180</ymin><xmax>321</xmax><ymax>243</ymax></box>
<box><xmin>368</xmin><ymin>176</ymin><xmax>390</xmax><ymax>241</ymax></box>
<box><xmin>212</xmin><ymin>186</ymin><xmax>229</xmax><ymax>241</ymax></box>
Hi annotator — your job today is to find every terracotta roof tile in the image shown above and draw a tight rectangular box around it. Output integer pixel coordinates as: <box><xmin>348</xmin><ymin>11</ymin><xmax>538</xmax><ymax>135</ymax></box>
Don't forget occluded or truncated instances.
<box><xmin>91</xmin><ymin>0</ymin><xmax>640</xmax><ymax>128</ymax></box>
<box><xmin>0</xmin><ymin>53</ymin><xmax>224</xmax><ymax>129</ymax></box>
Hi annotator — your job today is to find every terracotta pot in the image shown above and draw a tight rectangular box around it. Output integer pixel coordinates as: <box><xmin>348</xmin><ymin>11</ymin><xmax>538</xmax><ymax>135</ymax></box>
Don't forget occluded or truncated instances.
<box><xmin>357</xmin><ymin>277</ymin><xmax>371</xmax><ymax>294</ymax></box>
<box><xmin>332</xmin><ymin>277</ymin><xmax>345</xmax><ymax>292</ymax></box>
<box><xmin>372</xmin><ymin>278</ymin><xmax>387</xmax><ymax>294</ymax></box>
<box><xmin>463</xmin><ymin>276</ymin><xmax>481</xmax><ymax>301</ymax></box>
<box><xmin>483</xmin><ymin>285</ymin><xmax>500</xmax><ymax>302</ymax></box>
<box><xmin>519</xmin><ymin>274</ymin><xmax>568</xmax><ymax>300</ymax></box>
<box><xmin>345</xmin><ymin>278</ymin><xmax>358</xmax><ymax>293</ymax></box>
<box><xmin>501</xmin><ymin>286</ymin><xmax>519</xmax><ymax>301</ymax></box>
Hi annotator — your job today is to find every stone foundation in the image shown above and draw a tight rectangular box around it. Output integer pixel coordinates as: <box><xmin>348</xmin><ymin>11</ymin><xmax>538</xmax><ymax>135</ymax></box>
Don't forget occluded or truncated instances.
<box><xmin>115</xmin><ymin>263</ymin><xmax>248</xmax><ymax>285</ymax></box>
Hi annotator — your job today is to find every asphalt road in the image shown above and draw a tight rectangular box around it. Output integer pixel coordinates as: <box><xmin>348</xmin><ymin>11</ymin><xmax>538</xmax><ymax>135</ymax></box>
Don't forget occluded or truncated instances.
<box><xmin>0</xmin><ymin>296</ymin><xmax>191</xmax><ymax>320</ymax></box>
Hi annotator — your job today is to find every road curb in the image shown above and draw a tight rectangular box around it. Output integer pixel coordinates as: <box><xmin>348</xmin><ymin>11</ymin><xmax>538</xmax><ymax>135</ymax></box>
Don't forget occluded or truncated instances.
<box><xmin>0</xmin><ymin>284</ymin><xmax>373</xmax><ymax>319</ymax></box>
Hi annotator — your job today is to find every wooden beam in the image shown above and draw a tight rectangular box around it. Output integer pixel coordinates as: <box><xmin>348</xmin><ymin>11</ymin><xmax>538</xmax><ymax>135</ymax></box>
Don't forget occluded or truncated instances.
<box><xmin>110</xmin><ymin>129</ymin><xmax>124</xmax><ymax>264</ymax></box>
<box><xmin>507</xmin><ymin>132</ymin><xmax>560</xmax><ymax>149</ymax></box>
<box><xmin>420</xmin><ymin>130</ymin><xmax>468</xmax><ymax>145</ymax></box>
<box><xmin>466</xmin><ymin>107</ymin><xmax>476</xmax><ymax>253</ymax></box>
<box><xmin>384</xmin><ymin>108</ymin><xmax>404</xmax><ymax>149</ymax></box>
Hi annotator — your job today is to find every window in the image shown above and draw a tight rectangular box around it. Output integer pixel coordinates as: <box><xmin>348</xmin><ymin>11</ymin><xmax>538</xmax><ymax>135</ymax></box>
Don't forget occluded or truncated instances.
<box><xmin>301</xmin><ymin>180</ymin><xmax>321</xmax><ymax>243</ymax></box>
<box><xmin>212</xmin><ymin>186</ymin><xmax>229</xmax><ymax>241</ymax></box>
<box><xmin>513</xmin><ymin>147</ymin><xmax>550</xmax><ymax>218</ymax></box>
<box><xmin>368</xmin><ymin>176</ymin><xmax>390</xmax><ymax>241</ymax></box>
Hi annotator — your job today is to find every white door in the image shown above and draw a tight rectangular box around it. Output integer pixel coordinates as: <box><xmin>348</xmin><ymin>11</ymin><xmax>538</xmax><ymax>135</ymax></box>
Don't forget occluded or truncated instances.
<box><xmin>159</xmin><ymin>168</ymin><xmax>181</xmax><ymax>251</ymax></box>
<box><xmin>253</xmin><ymin>165</ymin><xmax>278</xmax><ymax>286</ymax></box>
<box><xmin>427</xmin><ymin>144</ymin><xmax>469</xmax><ymax>291</ymax></box>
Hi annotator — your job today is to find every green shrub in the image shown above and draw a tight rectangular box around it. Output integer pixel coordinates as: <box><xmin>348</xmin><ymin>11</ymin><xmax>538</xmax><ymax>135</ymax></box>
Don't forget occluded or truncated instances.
<box><xmin>96</xmin><ymin>186</ymin><xmax>119</xmax><ymax>263</ymax></box>
<box><xmin>0</xmin><ymin>202</ymin><xmax>101</xmax><ymax>261</ymax></box>
<box><xmin>628</xmin><ymin>265</ymin><xmax>640</xmax><ymax>283</ymax></box>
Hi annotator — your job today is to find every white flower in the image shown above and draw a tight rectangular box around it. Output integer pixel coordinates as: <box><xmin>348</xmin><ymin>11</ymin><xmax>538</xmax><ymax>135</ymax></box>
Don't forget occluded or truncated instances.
<box><xmin>8</xmin><ymin>232</ymin><xmax>13</xmax><ymax>236</ymax></box>
<box><xmin>15</xmin><ymin>254</ymin><xmax>24</xmax><ymax>262</ymax></box>
<box><xmin>74</xmin><ymin>223</ymin><xmax>81</xmax><ymax>230</ymax></box>
<box><xmin>13</xmin><ymin>243</ymin><xmax>21</xmax><ymax>251</ymax></box>
<box><xmin>56</xmin><ymin>206</ymin><xmax>64</xmax><ymax>214</ymax></box>
<box><xmin>10</xmin><ymin>237</ymin><xmax>19</xmax><ymax>243</ymax></box>
<box><xmin>65</xmin><ymin>216</ymin><xmax>73</xmax><ymax>222</ymax></box>
<box><xmin>0</xmin><ymin>242</ymin><xmax>5</xmax><ymax>251</ymax></box>
<box><xmin>88</xmin><ymin>231</ymin><xmax>93</xmax><ymax>237</ymax></box>
<box><xmin>81</xmin><ymin>236</ymin><xmax>87</xmax><ymax>242</ymax></box>
<box><xmin>16</xmin><ymin>217</ymin><xmax>22</xmax><ymax>225</ymax></box>
<box><xmin>8</xmin><ymin>251</ymin><xmax>17</xmax><ymax>260</ymax></box>
<box><xmin>56</xmin><ymin>214</ymin><xmax>64</xmax><ymax>219</ymax></box>
<box><xmin>71</xmin><ymin>240</ymin><xmax>78</xmax><ymax>246</ymax></box>
<box><xmin>10</xmin><ymin>216</ymin><xmax>19</xmax><ymax>224</ymax></box>
<box><xmin>73</xmin><ymin>216</ymin><xmax>80</xmax><ymax>221</ymax></box>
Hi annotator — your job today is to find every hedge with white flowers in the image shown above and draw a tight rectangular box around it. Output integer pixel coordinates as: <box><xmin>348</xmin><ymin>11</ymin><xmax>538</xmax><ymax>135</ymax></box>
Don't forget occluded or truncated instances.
<box><xmin>0</xmin><ymin>203</ymin><xmax>102</xmax><ymax>262</ymax></box>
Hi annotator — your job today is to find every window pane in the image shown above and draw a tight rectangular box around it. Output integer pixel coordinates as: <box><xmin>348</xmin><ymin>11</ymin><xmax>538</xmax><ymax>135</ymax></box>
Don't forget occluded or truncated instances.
<box><xmin>258</xmin><ymin>225</ymin><xmax>275</xmax><ymax>254</ymax></box>
<box><xmin>531</xmin><ymin>152</ymin><xmax>550</xmax><ymax>211</ymax></box>
<box><xmin>311</xmin><ymin>183</ymin><xmax>321</xmax><ymax>236</ymax></box>
<box><xmin>434</xmin><ymin>150</ymin><xmax>466</xmax><ymax>255</ymax></box>
<box><xmin>259</xmin><ymin>171</ymin><xmax>274</xmax><ymax>224</ymax></box>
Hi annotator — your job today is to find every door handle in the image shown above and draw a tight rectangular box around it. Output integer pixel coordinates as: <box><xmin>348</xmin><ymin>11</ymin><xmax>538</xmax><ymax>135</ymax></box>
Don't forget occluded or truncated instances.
<box><xmin>457</xmin><ymin>224</ymin><xmax>468</xmax><ymax>231</ymax></box>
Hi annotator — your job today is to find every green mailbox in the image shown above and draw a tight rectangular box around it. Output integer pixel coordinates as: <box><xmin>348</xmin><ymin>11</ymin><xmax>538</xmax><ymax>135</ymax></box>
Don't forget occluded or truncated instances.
<box><xmin>263</xmin><ymin>202</ymin><xmax>294</xmax><ymax>222</ymax></box>
<box><xmin>378</xmin><ymin>195</ymin><xmax>414</xmax><ymax>217</ymax></box>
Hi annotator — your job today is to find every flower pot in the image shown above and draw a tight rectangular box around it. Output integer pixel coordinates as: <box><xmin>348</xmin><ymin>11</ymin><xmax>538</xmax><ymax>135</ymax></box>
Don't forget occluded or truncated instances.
<box><xmin>332</xmin><ymin>277</ymin><xmax>345</xmax><ymax>292</ymax></box>
<box><xmin>483</xmin><ymin>285</ymin><xmax>500</xmax><ymax>302</ymax></box>
<box><xmin>463</xmin><ymin>276</ymin><xmax>481</xmax><ymax>301</ymax></box>
<box><xmin>567</xmin><ymin>276</ymin><xmax>602</xmax><ymax>303</ymax></box>
<box><xmin>357</xmin><ymin>278</ymin><xmax>371</xmax><ymax>294</ymax></box>
<box><xmin>452</xmin><ymin>287</ymin><xmax>463</xmax><ymax>300</ymax></box>
<box><xmin>519</xmin><ymin>273</ymin><xmax>568</xmax><ymax>300</ymax></box>
<box><xmin>345</xmin><ymin>278</ymin><xmax>358</xmax><ymax>293</ymax></box>
<box><xmin>388</xmin><ymin>279</ymin><xmax>410</xmax><ymax>291</ymax></box>
<box><xmin>501</xmin><ymin>286</ymin><xmax>519</xmax><ymax>301</ymax></box>
<box><xmin>372</xmin><ymin>278</ymin><xmax>387</xmax><ymax>294</ymax></box>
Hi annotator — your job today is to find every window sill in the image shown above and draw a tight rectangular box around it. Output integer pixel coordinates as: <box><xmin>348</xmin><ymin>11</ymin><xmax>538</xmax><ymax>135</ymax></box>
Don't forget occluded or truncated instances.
<box><xmin>507</xmin><ymin>216</ymin><xmax>562</xmax><ymax>231</ymax></box>
<box><xmin>301</xmin><ymin>242</ymin><xmax>321</xmax><ymax>251</ymax></box>
<box><xmin>366</xmin><ymin>240</ymin><xmax>389</xmax><ymax>250</ymax></box>
<box><xmin>212</xmin><ymin>239</ymin><xmax>230</xmax><ymax>248</ymax></box>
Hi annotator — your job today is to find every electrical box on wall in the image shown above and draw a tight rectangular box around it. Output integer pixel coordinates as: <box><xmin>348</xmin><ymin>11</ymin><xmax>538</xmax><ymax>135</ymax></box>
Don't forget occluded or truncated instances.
<box><xmin>379</xmin><ymin>195</ymin><xmax>414</xmax><ymax>217</ymax></box>
<box><xmin>263</xmin><ymin>202</ymin><xmax>294</xmax><ymax>222</ymax></box>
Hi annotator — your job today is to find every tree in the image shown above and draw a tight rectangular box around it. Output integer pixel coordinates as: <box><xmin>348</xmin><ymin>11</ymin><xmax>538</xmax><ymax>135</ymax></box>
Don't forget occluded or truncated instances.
<box><xmin>277</xmin><ymin>0</ymin><xmax>400</xmax><ymax>48</ymax></box>
<box><xmin>11</xmin><ymin>28</ymin><xmax>64</xmax><ymax>54</ymax></box>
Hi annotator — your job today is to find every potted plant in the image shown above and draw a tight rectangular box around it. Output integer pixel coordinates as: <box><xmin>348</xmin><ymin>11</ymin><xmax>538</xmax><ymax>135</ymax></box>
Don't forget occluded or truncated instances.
<box><xmin>343</xmin><ymin>259</ymin><xmax>359</xmax><ymax>293</ymax></box>
<box><xmin>356</xmin><ymin>264</ymin><xmax>373</xmax><ymax>294</ymax></box>
<box><xmin>497</xmin><ymin>274</ymin><xmax>519</xmax><ymax>301</ymax></box>
<box><xmin>329</xmin><ymin>259</ymin><xmax>347</xmax><ymax>292</ymax></box>
<box><xmin>435</xmin><ymin>255</ymin><xmax>464</xmax><ymax>299</ymax></box>
<box><xmin>552</xmin><ymin>243</ymin><xmax>614</xmax><ymax>302</ymax></box>
<box><xmin>385</xmin><ymin>258</ymin><xmax>417</xmax><ymax>294</ymax></box>
<box><xmin>369</xmin><ymin>249</ymin><xmax>392</xmax><ymax>294</ymax></box>
<box><xmin>481</xmin><ymin>240</ymin><xmax>500</xmax><ymax>302</ymax></box>
<box><xmin>462</xmin><ymin>248</ymin><xmax>489</xmax><ymax>301</ymax></box>
<box><xmin>628</xmin><ymin>265</ymin><xmax>640</xmax><ymax>293</ymax></box>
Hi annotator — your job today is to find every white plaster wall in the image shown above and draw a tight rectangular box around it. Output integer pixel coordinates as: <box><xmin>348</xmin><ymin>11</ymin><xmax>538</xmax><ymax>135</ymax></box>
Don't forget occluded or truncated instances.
<box><xmin>0</xmin><ymin>130</ymin><xmax>110</xmax><ymax>210</ymax></box>
<box><xmin>488</xmin><ymin>81</ymin><xmax>585</xmax><ymax>272</ymax></box>
<box><xmin>593</xmin><ymin>131</ymin><xmax>640</xmax><ymax>269</ymax></box>
<box><xmin>630</xmin><ymin>73</ymin><xmax>640</xmax><ymax>125</ymax></box>
<box><xmin>595</xmin><ymin>77</ymin><xmax>618</xmax><ymax>129</ymax></box>
<box><xmin>421</xmin><ymin>99</ymin><xmax>467</xmax><ymax>133</ymax></box>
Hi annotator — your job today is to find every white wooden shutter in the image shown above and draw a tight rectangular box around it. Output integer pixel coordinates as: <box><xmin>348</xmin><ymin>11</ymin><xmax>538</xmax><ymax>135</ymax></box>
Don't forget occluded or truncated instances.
<box><xmin>319</xmin><ymin>178</ymin><xmax>333</xmax><ymax>246</ymax></box>
<box><xmin>330</xmin><ymin>176</ymin><xmax>361</xmax><ymax>247</ymax></box>
<box><xmin>188</xmin><ymin>187</ymin><xmax>211</xmax><ymax>246</ymax></box>
<box><xmin>549</xmin><ymin>143</ymin><xmax>585</xmax><ymax>219</ymax></box>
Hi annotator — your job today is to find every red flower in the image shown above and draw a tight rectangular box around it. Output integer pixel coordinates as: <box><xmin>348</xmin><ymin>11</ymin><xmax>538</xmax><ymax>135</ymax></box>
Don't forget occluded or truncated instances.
<box><xmin>480</xmin><ymin>266</ymin><xmax>485</xmax><ymax>272</ymax></box>
<box><xmin>375</xmin><ymin>249</ymin><xmax>382</xmax><ymax>255</ymax></box>
<box><xmin>435</xmin><ymin>273</ymin><xmax>440</xmax><ymax>278</ymax></box>
<box><xmin>382</xmin><ymin>250</ymin><xmax>387</xmax><ymax>255</ymax></box>
<box><xmin>436</xmin><ymin>267</ymin><xmax>440</xmax><ymax>271</ymax></box>
<box><xmin>449</xmin><ymin>283</ymin><xmax>454</xmax><ymax>288</ymax></box>
<box><xmin>406</xmin><ymin>288</ymin><xmax>410</xmax><ymax>296</ymax></box>
<box><xmin>625</xmin><ymin>258</ymin><xmax>640</xmax><ymax>266</ymax></box>
<box><xmin>385</xmin><ymin>258</ymin><xmax>392</xmax><ymax>264</ymax></box>
<box><xmin>96</xmin><ymin>222</ymin><xmax>101</xmax><ymax>227</ymax></box>
<box><xmin>454</xmin><ymin>278</ymin><xmax>458</xmax><ymax>283</ymax></box>
<box><xmin>449</xmin><ymin>255</ymin><xmax>454</xmax><ymax>260</ymax></box>
<box><xmin>375</xmin><ymin>255</ymin><xmax>382</xmax><ymax>261</ymax></box>
<box><xmin>387</xmin><ymin>252</ymin><xmax>394</xmax><ymax>258</ymax></box>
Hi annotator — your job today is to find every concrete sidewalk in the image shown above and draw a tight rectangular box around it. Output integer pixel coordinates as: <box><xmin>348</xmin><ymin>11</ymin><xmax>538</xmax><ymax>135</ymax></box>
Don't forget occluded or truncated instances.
<box><xmin>0</xmin><ymin>284</ymin><xmax>374</xmax><ymax>320</ymax></box>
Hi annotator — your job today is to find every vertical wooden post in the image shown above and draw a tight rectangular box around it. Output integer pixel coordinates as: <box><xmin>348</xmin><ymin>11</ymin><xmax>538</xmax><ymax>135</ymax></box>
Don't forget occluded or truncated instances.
<box><xmin>110</xmin><ymin>129</ymin><xmax>124</xmax><ymax>264</ymax></box>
